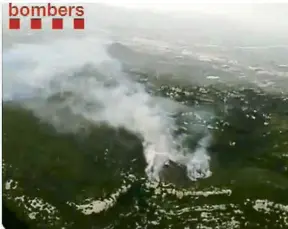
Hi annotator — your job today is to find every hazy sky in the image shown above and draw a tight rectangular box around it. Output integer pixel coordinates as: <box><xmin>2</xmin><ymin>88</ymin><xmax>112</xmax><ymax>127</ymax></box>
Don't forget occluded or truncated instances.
<box><xmin>91</xmin><ymin>0</ymin><xmax>288</xmax><ymax>33</ymax></box>
<box><xmin>92</xmin><ymin>0</ymin><xmax>287</xmax><ymax>13</ymax></box>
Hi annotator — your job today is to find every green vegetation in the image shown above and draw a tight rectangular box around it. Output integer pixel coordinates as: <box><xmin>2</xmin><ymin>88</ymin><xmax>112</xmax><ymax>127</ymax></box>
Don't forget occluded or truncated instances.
<box><xmin>3</xmin><ymin>83</ymin><xmax>288</xmax><ymax>228</ymax></box>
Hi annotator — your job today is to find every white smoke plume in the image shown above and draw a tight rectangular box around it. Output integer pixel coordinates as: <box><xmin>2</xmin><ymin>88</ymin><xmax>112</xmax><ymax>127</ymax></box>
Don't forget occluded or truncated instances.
<box><xmin>3</xmin><ymin>36</ymin><xmax>212</xmax><ymax>182</ymax></box>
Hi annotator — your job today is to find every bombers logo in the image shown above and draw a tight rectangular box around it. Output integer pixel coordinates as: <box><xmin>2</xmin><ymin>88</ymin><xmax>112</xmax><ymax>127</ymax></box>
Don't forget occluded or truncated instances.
<box><xmin>8</xmin><ymin>3</ymin><xmax>85</xmax><ymax>30</ymax></box>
